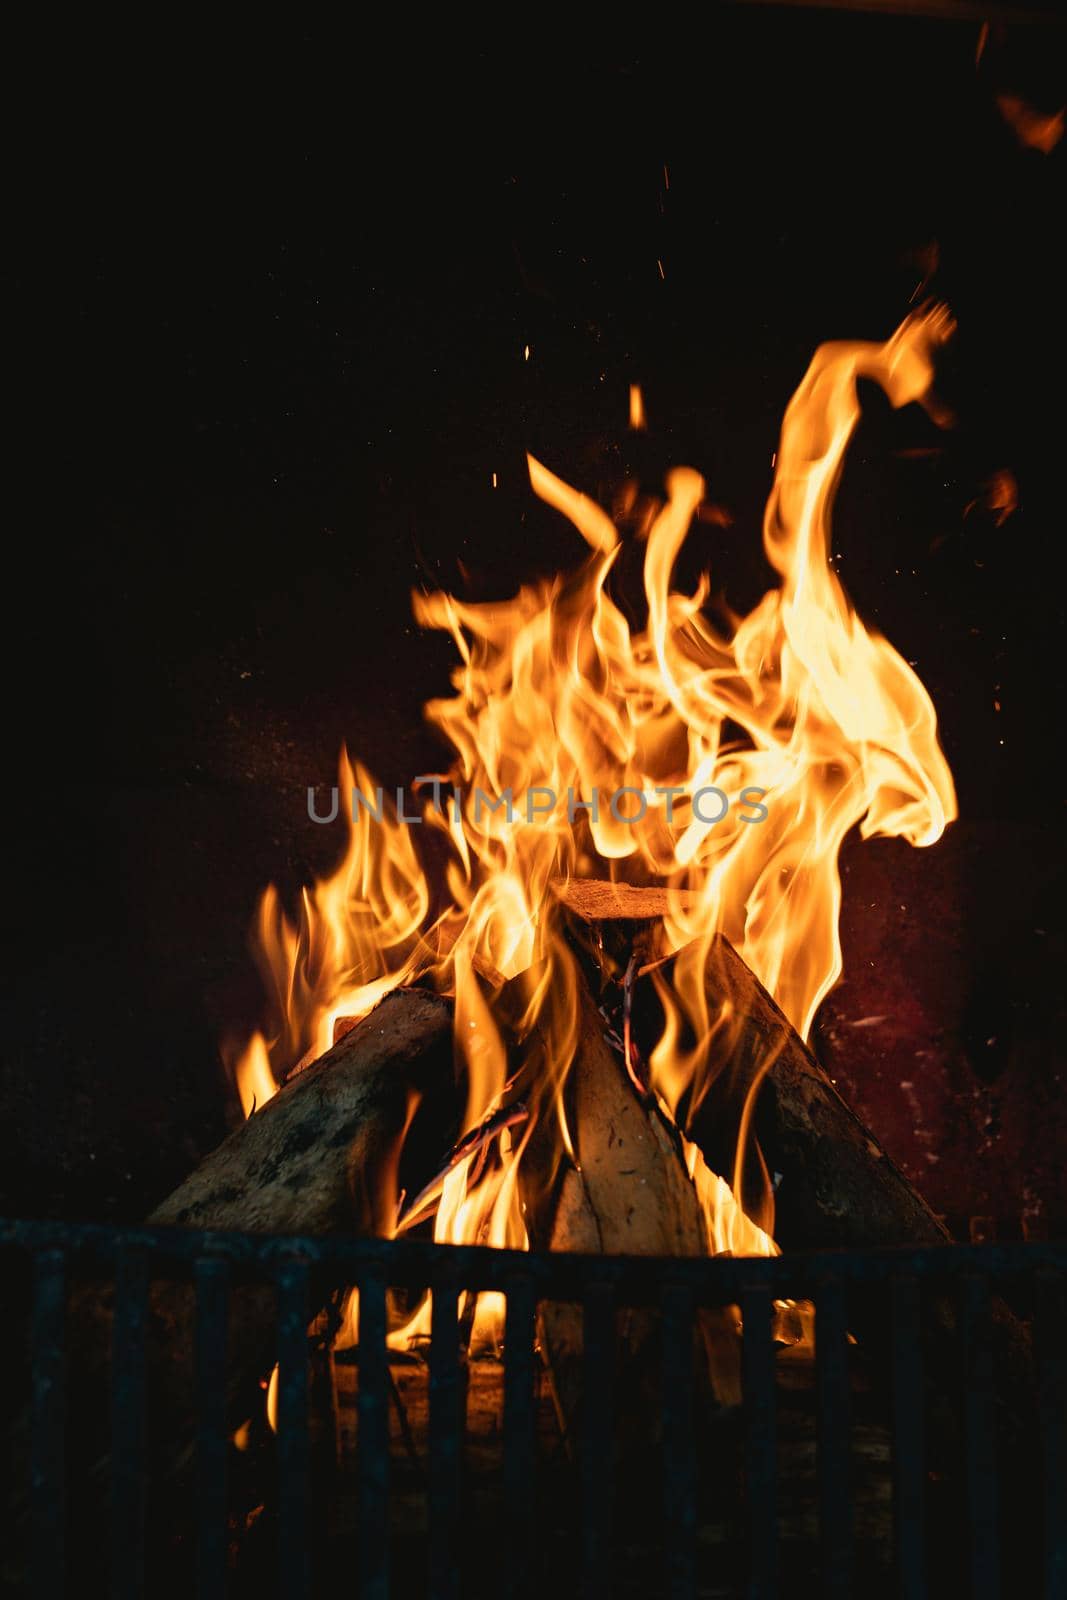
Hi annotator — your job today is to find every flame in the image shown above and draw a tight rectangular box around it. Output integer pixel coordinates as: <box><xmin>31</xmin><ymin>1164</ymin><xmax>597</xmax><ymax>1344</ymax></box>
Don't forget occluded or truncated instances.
<box><xmin>265</xmin><ymin>1364</ymin><xmax>278</xmax><ymax>1433</ymax></box>
<box><xmin>230</xmin><ymin>307</ymin><xmax>957</xmax><ymax>1339</ymax></box>
<box><xmin>995</xmin><ymin>94</ymin><xmax>1065</xmax><ymax>155</ymax></box>
<box><xmin>232</xmin><ymin>1032</ymin><xmax>277</xmax><ymax>1119</ymax></box>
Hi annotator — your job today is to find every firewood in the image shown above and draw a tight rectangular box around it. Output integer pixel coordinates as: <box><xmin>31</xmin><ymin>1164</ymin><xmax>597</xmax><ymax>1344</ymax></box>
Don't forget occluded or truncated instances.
<box><xmin>682</xmin><ymin>937</ymin><xmax>1035</xmax><ymax>1433</ymax></box>
<box><xmin>551</xmin><ymin>879</ymin><xmax>700</xmax><ymax>925</ymax></box>
<box><xmin>687</xmin><ymin>936</ymin><xmax>950</xmax><ymax>1252</ymax></box>
<box><xmin>152</xmin><ymin>985</ymin><xmax>454</xmax><ymax>1236</ymax></box>
<box><xmin>148</xmin><ymin>987</ymin><xmax>454</xmax><ymax>1454</ymax></box>
<box><xmin>553</xmin><ymin>881</ymin><xmax>1034</xmax><ymax>1433</ymax></box>
<box><xmin>522</xmin><ymin>968</ymin><xmax>741</xmax><ymax>1454</ymax></box>
<box><xmin>553</xmin><ymin>878</ymin><xmax>947</xmax><ymax>1249</ymax></box>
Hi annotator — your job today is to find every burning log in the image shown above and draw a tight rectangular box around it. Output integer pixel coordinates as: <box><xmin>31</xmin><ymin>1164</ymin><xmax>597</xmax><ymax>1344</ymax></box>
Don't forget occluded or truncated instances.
<box><xmin>8</xmin><ymin>987</ymin><xmax>456</xmax><ymax>1583</ymax></box>
<box><xmin>557</xmin><ymin>879</ymin><xmax>1034</xmax><ymax>1428</ymax></box>
<box><xmin>528</xmin><ymin>976</ymin><xmax>707</xmax><ymax>1259</ymax></box>
<box><xmin>151</xmin><ymin>985</ymin><xmax>454</xmax><ymax>1238</ymax></box>
<box><xmin>555</xmin><ymin>878</ymin><xmax>948</xmax><ymax>1250</ymax></box>
<box><xmin>522</xmin><ymin>969</ymin><xmax>742</xmax><ymax>1454</ymax></box>
<box><xmin>144</xmin><ymin>987</ymin><xmax>454</xmax><ymax>1456</ymax></box>
<box><xmin>686</xmin><ymin>935</ymin><xmax>1035</xmax><ymax>1429</ymax></box>
<box><xmin>690</xmin><ymin>936</ymin><xmax>950</xmax><ymax>1253</ymax></box>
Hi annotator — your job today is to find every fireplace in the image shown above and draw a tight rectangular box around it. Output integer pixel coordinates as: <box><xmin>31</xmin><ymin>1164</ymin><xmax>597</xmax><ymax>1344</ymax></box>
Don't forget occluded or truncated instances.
<box><xmin>5</xmin><ymin>2</ymin><xmax>1067</xmax><ymax>1596</ymax></box>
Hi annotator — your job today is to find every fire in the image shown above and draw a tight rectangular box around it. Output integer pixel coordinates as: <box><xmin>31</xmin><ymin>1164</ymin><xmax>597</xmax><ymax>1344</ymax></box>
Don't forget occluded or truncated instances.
<box><xmin>230</xmin><ymin>307</ymin><xmax>957</xmax><ymax>1316</ymax></box>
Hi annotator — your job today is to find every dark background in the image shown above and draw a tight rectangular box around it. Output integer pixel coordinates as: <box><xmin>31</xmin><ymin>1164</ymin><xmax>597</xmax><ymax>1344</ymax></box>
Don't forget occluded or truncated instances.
<box><xmin>4</xmin><ymin>12</ymin><xmax>1065</xmax><ymax>1233</ymax></box>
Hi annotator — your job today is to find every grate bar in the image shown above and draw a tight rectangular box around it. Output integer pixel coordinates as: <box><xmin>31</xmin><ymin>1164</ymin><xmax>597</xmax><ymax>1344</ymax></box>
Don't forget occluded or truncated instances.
<box><xmin>741</xmin><ymin>1281</ymin><xmax>778</xmax><ymax>1600</ymax></box>
<box><xmin>429</xmin><ymin>1271</ymin><xmax>463</xmax><ymax>1600</ymax></box>
<box><xmin>891</xmin><ymin>1274</ymin><xmax>926</xmax><ymax>1600</ymax></box>
<box><xmin>111</xmin><ymin>1245</ymin><xmax>149</xmax><ymax>1600</ymax></box>
<box><xmin>357</xmin><ymin>1270</ymin><xmax>390</xmax><ymax>1600</ymax></box>
<box><xmin>503</xmin><ymin>1274</ymin><xmax>537</xmax><ymax>1600</ymax></box>
<box><xmin>1034</xmin><ymin>1270</ymin><xmax>1066</xmax><ymax>1600</ymax></box>
<box><xmin>276</xmin><ymin>1259</ymin><xmax>311</xmax><ymax>1600</ymax></box>
<box><xmin>582</xmin><ymin>1280</ymin><xmax>615</xmax><ymax>1600</ymax></box>
<box><xmin>962</xmin><ymin>1274</ymin><xmax>1000</xmax><ymax>1600</ymax></box>
<box><xmin>816</xmin><ymin>1275</ymin><xmax>852</xmax><ymax>1600</ymax></box>
<box><xmin>195</xmin><ymin>1258</ymin><xmax>229</xmax><ymax>1600</ymax></box>
<box><xmin>662</xmin><ymin>1283</ymin><xmax>697</xmax><ymax>1600</ymax></box>
<box><xmin>30</xmin><ymin>1248</ymin><xmax>67</xmax><ymax>1600</ymax></box>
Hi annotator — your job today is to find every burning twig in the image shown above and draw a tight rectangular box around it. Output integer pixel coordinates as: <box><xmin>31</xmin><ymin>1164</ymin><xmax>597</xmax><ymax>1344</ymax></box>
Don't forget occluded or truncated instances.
<box><xmin>621</xmin><ymin>951</ymin><xmax>651</xmax><ymax>1098</ymax></box>
<box><xmin>396</xmin><ymin>1097</ymin><xmax>529</xmax><ymax>1231</ymax></box>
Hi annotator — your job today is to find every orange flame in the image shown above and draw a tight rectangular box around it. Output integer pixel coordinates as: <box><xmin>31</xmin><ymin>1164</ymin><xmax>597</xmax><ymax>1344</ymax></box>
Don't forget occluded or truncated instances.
<box><xmin>230</xmin><ymin>307</ymin><xmax>957</xmax><ymax>1323</ymax></box>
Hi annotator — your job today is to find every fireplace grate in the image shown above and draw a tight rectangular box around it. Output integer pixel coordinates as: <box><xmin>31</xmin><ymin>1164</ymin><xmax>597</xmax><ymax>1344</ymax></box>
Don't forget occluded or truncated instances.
<box><xmin>5</xmin><ymin>1219</ymin><xmax>1066</xmax><ymax>1599</ymax></box>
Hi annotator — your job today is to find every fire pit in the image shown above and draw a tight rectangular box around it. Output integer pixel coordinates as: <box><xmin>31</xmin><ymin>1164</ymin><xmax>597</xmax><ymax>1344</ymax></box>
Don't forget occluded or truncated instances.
<box><xmin>6</xmin><ymin>7</ymin><xmax>1066</xmax><ymax>1597</ymax></box>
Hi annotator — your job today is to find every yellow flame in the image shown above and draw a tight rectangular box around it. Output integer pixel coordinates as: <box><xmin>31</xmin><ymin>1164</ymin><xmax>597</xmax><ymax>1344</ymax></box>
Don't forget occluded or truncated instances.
<box><xmin>229</xmin><ymin>307</ymin><xmax>958</xmax><ymax>1341</ymax></box>
<box><xmin>233</xmin><ymin>1031</ymin><xmax>277</xmax><ymax>1118</ymax></box>
<box><xmin>265</xmin><ymin>1364</ymin><xmax>278</xmax><ymax>1433</ymax></box>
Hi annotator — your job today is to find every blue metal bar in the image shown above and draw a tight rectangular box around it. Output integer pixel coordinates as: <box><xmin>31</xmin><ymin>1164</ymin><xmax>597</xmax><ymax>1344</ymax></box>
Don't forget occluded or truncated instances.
<box><xmin>582</xmin><ymin>1280</ymin><xmax>615</xmax><ymax>1600</ymax></box>
<box><xmin>428</xmin><ymin>1269</ymin><xmax>462</xmax><ymax>1600</ymax></box>
<box><xmin>816</xmin><ymin>1275</ymin><xmax>852</xmax><ymax>1600</ymax></box>
<box><xmin>194</xmin><ymin>1258</ymin><xmax>229</xmax><ymax>1600</ymax></box>
<box><xmin>357</xmin><ymin>1270</ymin><xmax>390</xmax><ymax>1600</ymax></box>
<box><xmin>30</xmin><ymin>1248</ymin><xmax>66</xmax><ymax>1600</ymax></box>
<box><xmin>3</xmin><ymin>1218</ymin><xmax>1064</xmax><ymax>1304</ymax></box>
<box><xmin>740</xmin><ymin>1281</ymin><xmax>778</xmax><ymax>1600</ymax></box>
<box><xmin>503</xmin><ymin>1274</ymin><xmax>537</xmax><ymax>1600</ymax></box>
<box><xmin>890</xmin><ymin>1274</ymin><xmax>926</xmax><ymax>1600</ymax></box>
<box><xmin>1034</xmin><ymin>1270</ymin><xmax>1065</xmax><ymax>1600</ymax></box>
<box><xmin>962</xmin><ymin>1274</ymin><xmax>999</xmax><ymax>1600</ymax></box>
<box><xmin>661</xmin><ymin>1283</ymin><xmax>696</xmax><ymax>1600</ymax></box>
<box><xmin>276</xmin><ymin>1259</ymin><xmax>311</xmax><ymax>1600</ymax></box>
<box><xmin>111</xmin><ymin>1244</ymin><xmax>148</xmax><ymax>1600</ymax></box>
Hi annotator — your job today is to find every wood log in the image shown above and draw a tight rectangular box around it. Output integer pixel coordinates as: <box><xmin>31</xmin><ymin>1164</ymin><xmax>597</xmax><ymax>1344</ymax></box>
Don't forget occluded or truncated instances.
<box><xmin>555</xmin><ymin>976</ymin><xmax>707</xmax><ymax>1259</ymax></box>
<box><xmin>688</xmin><ymin>935</ymin><xmax>950</xmax><ymax>1252</ymax></box>
<box><xmin>684</xmin><ymin>936</ymin><xmax>1035</xmax><ymax>1437</ymax></box>
<box><xmin>522</xmin><ymin>967</ymin><xmax>741</xmax><ymax>1454</ymax></box>
<box><xmin>551</xmin><ymin>879</ymin><xmax>701</xmax><ymax>925</ymax></box>
<box><xmin>6</xmin><ymin>987</ymin><xmax>456</xmax><ymax>1594</ymax></box>
<box><xmin>554</xmin><ymin>880</ymin><xmax>1034</xmax><ymax>1436</ymax></box>
<box><xmin>553</xmin><ymin>878</ymin><xmax>948</xmax><ymax>1250</ymax></box>
<box><xmin>151</xmin><ymin>985</ymin><xmax>453</xmax><ymax>1236</ymax></box>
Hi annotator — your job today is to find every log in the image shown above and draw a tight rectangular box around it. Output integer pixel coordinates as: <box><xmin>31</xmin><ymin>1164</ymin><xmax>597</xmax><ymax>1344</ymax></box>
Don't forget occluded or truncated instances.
<box><xmin>152</xmin><ymin>985</ymin><xmax>454</xmax><ymax>1237</ymax></box>
<box><xmin>554</xmin><ymin>878</ymin><xmax>948</xmax><ymax>1249</ymax></box>
<box><xmin>6</xmin><ymin>987</ymin><xmax>456</xmax><ymax>1595</ymax></box>
<box><xmin>522</xmin><ymin>967</ymin><xmax>741</xmax><ymax>1453</ymax></box>
<box><xmin>551</xmin><ymin>879</ymin><xmax>701</xmax><ymax>925</ymax></box>
<box><xmin>555</xmin><ymin>881</ymin><xmax>1034</xmax><ymax>1435</ymax></box>
<box><xmin>688</xmin><ymin>936</ymin><xmax>951</xmax><ymax>1252</ymax></box>
<box><xmin>683</xmin><ymin>937</ymin><xmax>1035</xmax><ymax>1436</ymax></box>
<box><xmin>525</xmin><ymin>969</ymin><xmax>708</xmax><ymax>1257</ymax></box>
<box><xmin>551</xmin><ymin>877</ymin><xmax>698</xmax><ymax>978</ymax></box>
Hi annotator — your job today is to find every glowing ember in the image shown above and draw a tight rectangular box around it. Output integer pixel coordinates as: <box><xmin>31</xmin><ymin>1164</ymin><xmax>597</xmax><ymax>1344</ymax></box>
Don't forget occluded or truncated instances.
<box><xmin>226</xmin><ymin>306</ymin><xmax>957</xmax><ymax>1321</ymax></box>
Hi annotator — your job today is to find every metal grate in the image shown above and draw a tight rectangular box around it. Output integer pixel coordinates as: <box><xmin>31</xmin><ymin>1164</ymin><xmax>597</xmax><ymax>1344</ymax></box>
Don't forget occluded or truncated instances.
<box><xmin>4</xmin><ymin>1219</ymin><xmax>1066</xmax><ymax>1600</ymax></box>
